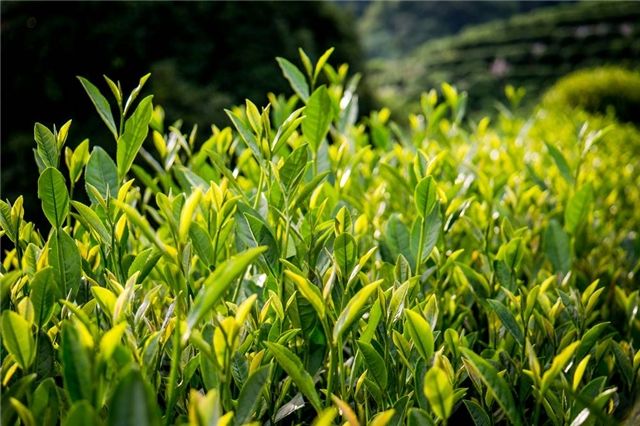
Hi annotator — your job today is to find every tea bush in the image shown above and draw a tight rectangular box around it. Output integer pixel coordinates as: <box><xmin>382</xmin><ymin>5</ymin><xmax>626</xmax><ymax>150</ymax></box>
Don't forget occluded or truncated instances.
<box><xmin>541</xmin><ymin>67</ymin><xmax>640</xmax><ymax>125</ymax></box>
<box><xmin>1</xmin><ymin>49</ymin><xmax>640</xmax><ymax>426</ymax></box>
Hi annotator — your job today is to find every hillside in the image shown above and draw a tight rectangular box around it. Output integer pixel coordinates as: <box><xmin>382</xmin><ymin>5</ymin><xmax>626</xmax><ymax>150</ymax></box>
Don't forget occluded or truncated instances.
<box><xmin>368</xmin><ymin>1</ymin><xmax>640</xmax><ymax>114</ymax></box>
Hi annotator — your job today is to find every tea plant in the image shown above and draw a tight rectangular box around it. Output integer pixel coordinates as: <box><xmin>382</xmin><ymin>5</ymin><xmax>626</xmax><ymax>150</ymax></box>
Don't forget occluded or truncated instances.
<box><xmin>1</xmin><ymin>48</ymin><xmax>640</xmax><ymax>426</ymax></box>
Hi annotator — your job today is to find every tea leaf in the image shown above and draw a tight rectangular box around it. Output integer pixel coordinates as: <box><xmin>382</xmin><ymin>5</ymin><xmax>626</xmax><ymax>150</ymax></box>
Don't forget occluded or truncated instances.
<box><xmin>545</xmin><ymin>142</ymin><xmax>574</xmax><ymax>184</ymax></box>
<box><xmin>415</xmin><ymin>176</ymin><xmax>438</xmax><ymax>218</ymax></box>
<box><xmin>544</xmin><ymin>219</ymin><xmax>571</xmax><ymax>274</ymax></box>
<box><xmin>461</xmin><ymin>348</ymin><xmax>523</xmax><ymax>426</ymax></box>
<box><xmin>49</xmin><ymin>229</ymin><xmax>82</xmax><ymax>299</ymax></box>
<box><xmin>302</xmin><ymin>85</ymin><xmax>333</xmax><ymax>153</ymax></box>
<box><xmin>285</xmin><ymin>270</ymin><xmax>325</xmax><ymax>319</ymax></box>
<box><xmin>34</xmin><ymin>123</ymin><xmax>59</xmax><ymax>168</ymax></box>
<box><xmin>117</xmin><ymin>95</ymin><xmax>153</xmax><ymax>179</ymax></box>
<box><xmin>38</xmin><ymin>167</ymin><xmax>69</xmax><ymax>229</ymax></box>
<box><xmin>71</xmin><ymin>201</ymin><xmax>112</xmax><ymax>245</ymax></box>
<box><xmin>276</xmin><ymin>57</ymin><xmax>309</xmax><ymax>101</ymax></box>
<box><xmin>264</xmin><ymin>342</ymin><xmax>322</xmax><ymax>412</ymax></box>
<box><xmin>107</xmin><ymin>368</ymin><xmax>160</xmax><ymax>426</ymax></box>
<box><xmin>234</xmin><ymin>365</ymin><xmax>271</xmax><ymax>425</ymax></box>
<box><xmin>1</xmin><ymin>311</ymin><xmax>35</xmax><ymax>370</ymax></box>
<box><xmin>357</xmin><ymin>340</ymin><xmax>388</xmax><ymax>388</ymax></box>
<box><xmin>565</xmin><ymin>184</ymin><xmax>593</xmax><ymax>234</ymax></box>
<box><xmin>487</xmin><ymin>299</ymin><xmax>524</xmax><ymax>347</ymax></box>
<box><xmin>186</xmin><ymin>246</ymin><xmax>267</xmax><ymax>336</ymax></box>
<box><xmin>405</xmin><ymin>309</ymin><xmax>434</xmax><ymax>362</ymax></box>
<box><xmin>85</xmin><ymin>146</ymin><xmax>119</xmax><ymax>202</ymax></box>
<box><xmin>335</xmin><ymin>233</ymin><xmax>357</xmax><ymax>280</ymax></box>
<box><xmin>63</xmin><ymin>401</ymin><xmax>99</xmax><ymax>426</ymax></box>
<box><xmin>30</xmin><ymin>267</ymin><xmax>60</xmax><ymax>329</ymax></box>
<box><xmin>333</xmin><ymin>281</ymin><xmax>380</xmax><ymax>343</ymax></box>
<box><xmin>463</xmin><ymin>399</ymin><xmax>491</xmax><ymax>426</ymax></box>
<box><xmin>78</xmin><ymin>76</ymin><xmax>118</xmax><ymax>140</ymax></box>
<box><xmin>424</xmin><ymin>365</ymin><xmax>453</xmax><ymax>421</ymax></box>
<box><xmin>61</xmin><ymin>322</ymin><xmax>93</xmax><ymax>402</ymax></box>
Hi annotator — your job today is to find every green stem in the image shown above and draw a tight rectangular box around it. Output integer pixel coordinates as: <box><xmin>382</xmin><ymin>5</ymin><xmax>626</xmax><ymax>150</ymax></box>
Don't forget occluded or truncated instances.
<box><xmin>415</xmin><ymin>216</ymin><xmax>426</xmax><ymax>277</ymax></box>
<box><xmin>165</xmin><ymin>294</ymin><xmax>182</xmax><ymax>426</ymax></box>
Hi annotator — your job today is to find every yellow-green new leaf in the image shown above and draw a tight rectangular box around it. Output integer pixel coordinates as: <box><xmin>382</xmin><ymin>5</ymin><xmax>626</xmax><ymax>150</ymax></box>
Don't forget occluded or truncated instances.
<box><xmin>333</xmin><ymin>281</ymin><xmax>381</xmax><ymax>343</ymax></box>
<box><xmin>179</xmin><ymin>188</ymin><xmax>202</xmax><ymax>243</ymax></box>
<box><xmin>264</xmin><ymin>342</ymin><xmax>322</xmax><ymax>413</ymax></box>
<box><xmin>1</xmin><ymin>311</ymin><xmax>35</xmax><ymax>370</ymax></box>
<box><xmin>285</xmin><ymin>270</ymin><xmax>325</xmax><ymax>319</ymax></box>
<box><xmin>185</xmin><ymin>247</ymin><xmax>266</xmax><ymax>338</ymax></box>
<box><xmin>405</xmin><ymin>309</ymin><xmax>434</xmax><ymax>362</ymax></box>
<box><xmin>541</xmin><ymin>341</ymin><xmax>580</xmax><ymax>395</ymax></box>
<box><xmin>460</xmin><ymin>347</ymin><xmax>523</xmax><ymax>426</ymax></box>
<box><xmin>424</xmin><ymin>366</ymin><xmax>454</xmax><ymax>421</ymax></box>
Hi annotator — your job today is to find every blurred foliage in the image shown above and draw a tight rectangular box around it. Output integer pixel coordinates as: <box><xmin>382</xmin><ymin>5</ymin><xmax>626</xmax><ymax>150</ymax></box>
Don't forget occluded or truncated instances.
<box><xmin>1</xmin><ymin>1</ymin><xmax>373</xmax><ymax>227</ymax></box>
<box><xmin>542</xmin><ymin>67</ymin><xmax>640</xmax><ymax>125</ymax></box>
<box><xmin>369</xmin><ymin>1</ymin><xmax>640</xmax><ymax>117</ymax></box>
<box><xmin>352</xmin><ymin>0</ymin><xmax>565</xmax><ymax>59</ymax></box>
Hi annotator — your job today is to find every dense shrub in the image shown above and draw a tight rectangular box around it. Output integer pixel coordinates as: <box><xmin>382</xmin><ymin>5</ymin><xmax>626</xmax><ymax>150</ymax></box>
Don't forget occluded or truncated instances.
<box><xmin>542</xmin><ymin>66</ymin><xmax>640</xmax><ymax>124</ymax></box>
<box><xmin>1</xmin><ymin>50</ymin><xmax>639</xmax><ymax>425</ymax></box>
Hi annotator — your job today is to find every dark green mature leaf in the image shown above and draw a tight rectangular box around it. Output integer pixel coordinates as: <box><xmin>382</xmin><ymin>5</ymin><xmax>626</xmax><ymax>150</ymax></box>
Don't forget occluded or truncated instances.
<box><xmin>50</xmin><ymin>229</ymin><xmax>81</xmax><ymax>299</ymax></box>
<box><xmin>333</xmin><ymin>281</ymin><xmax>380</xmax><ymax>343</ymax></box>
<box><xmin>38</xmin><ymin>167</ymin><xmax>69</xmax><ymax>229</ymax></box>
<box><xmin>611</xmin><ymin>342</ymin><xmax>634</xmax><ymax>389</ymax></box>
<box><xmin>63</xmin><ymin>401</ymin><xmax>99</xmax><ymax>426</ymax></box>
<box><xmin>264</xmin><ymin>342</ymin><xmax>322</xmax><ymax>413</ymax></box>
<box><xmin>60</xmin><ymin>322</ymin><xmax>93</xmax><ymax>402</ymax></box>
<box><xmin>280</xmin><ymin>144</ymin><xmax>308</xmax><ymax>189</ymax></box>
<box><xmin>334</xmin><ymin>233</ymin><xmax>357</xmax><ymax>280</ymax></box>
<box><xmin>576</xmin><ymin>322</ymin><xmax>609</xmax><ymax>360</ymax></box>
<box><xmin>34</xmin><ymin>123</ymin><xmax>59</xmax><ymax>168</ymax></box>
<box><xmin>487</xmin><ymin>299</ymin><xmax>524</xmax><ymax>347</ymax></box>
<box><xmin>408</xmin><ymin>408</ymin><xmax>436</xmax><ymax>426</ymax></box>
<box><xmin>117</xmin><ymin>95</ymin><xmax>153</xmax><ymax>179</ymax></box>
<box><xmin>463</xmin><ymin>400</ymin><xmax>491</xmax><ymax>426</ymax></box>
<box><xmin>415</xmin><ymin>176</ymin><xmax>438</xmax><ymax>218</ymax></box>
<box><xmin>186</xmin><ymin>246</ymin><xmax>267</xmax><ymax>337</ymax></box>
<box><xmin>544</xmin><ymin>219</ymin><xmax>571</xmax><ymax>274</ymax></box>
<box><xmin>107</xmin><ymin>368</ymin><xmax>160</xmax><ymax>426</ymax></box>
<box><xmin>405</xmin><ymin>309</ymin><xmax>434</xmax><ymax>362</ymax></box>
<box><xmin>78</xmin><ymin>76</ymin><xmax>118</xmax><ymax>139</ymax></box>
<box><xmin>302</xmin><ymin>86</ymin><xmax>333</xmax><ymax>153</ymax></box>
<box><xmin>461</xmin><ymin>347</ymin><xmax>524</xmax><ymax>426</ymax></box>
<box><xmin>85</xmin><ymin>146</ymin><xmax>119</xmax><ymax>203</ymax></box>
<box><xmin>357</xmin><ymin>340</ymin><xmax>388</xmax><ymax>388</ymax></box>
<box><xmin>189</xmin><ymin>222</ymin><xmax>215</xmax><ymax>267</ymax></box>
<box><xmin>234</xmin><ymin>365</ymin><xmax>271</xmax><ymax>425</ymax></box>
<box><xmin>423</xmin><ymin>365</ymin><xmax>453</xmax><ymax>421</ymax></box>
<box><xmin>34</xmin><ymin>332</ymin><xmax>56</xmax><ymax>380</ymax></box>
<box><xmin>30</xmin><ymin>267</ymin><xmax>60</xmax><ymax>329</ymax></box>
<box><xmin>565</xmin><ymin>184</ymin><xmax>593</xmax><ymax>234</ymax></box>
<box><xmin>1</xmin><ymin>311</ymin><xmax>35</xmax><ymax>370</ymax></box>
<box><xmin>386</xmin><ymin>214</ymin><xmax>414</xmax><ymax>266</ymax></box>
<box><xmin>276</xmin><ymin>57</ymin><xmax>310</xmax><ymax>101</ymax></box>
